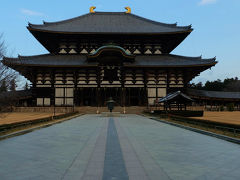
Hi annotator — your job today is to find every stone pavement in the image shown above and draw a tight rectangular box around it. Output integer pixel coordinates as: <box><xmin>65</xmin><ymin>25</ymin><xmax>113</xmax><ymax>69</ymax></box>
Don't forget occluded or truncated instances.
<box><xmin>0</xmin><ymin>114</ymin><xmax>240</xmax><ymax>180</ymax></box>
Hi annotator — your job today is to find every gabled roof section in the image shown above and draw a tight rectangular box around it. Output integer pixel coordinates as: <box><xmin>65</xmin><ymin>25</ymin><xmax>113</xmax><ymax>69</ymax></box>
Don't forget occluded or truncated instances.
<box><xmin>187</xmin><ymin>89</ymin><xmax>240</xmax><ymax>100</ymax></box>
<box><xmin>159</xmin><ymin>91</ymin><xmax>194</xmax><ymax>103</ymax></box>
<box><xmin>27</xmin><ymin>12</ymin><xmax>192</xmax><ymax>34</ymax></box>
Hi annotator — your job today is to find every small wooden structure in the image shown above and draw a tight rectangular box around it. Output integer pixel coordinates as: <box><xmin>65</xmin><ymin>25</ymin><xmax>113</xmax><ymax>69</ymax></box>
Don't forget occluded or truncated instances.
<box><xmin>159</xmin><ymin>91</ymin><xmax>194</xmax><ymax>110</ymax></box>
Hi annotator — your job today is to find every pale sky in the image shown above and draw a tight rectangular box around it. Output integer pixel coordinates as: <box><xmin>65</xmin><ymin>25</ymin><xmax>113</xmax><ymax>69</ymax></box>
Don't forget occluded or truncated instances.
<box><xmin>0</xmin><ymin>0</ymin><xmax>240</xmax><ymax>84</ymax></box>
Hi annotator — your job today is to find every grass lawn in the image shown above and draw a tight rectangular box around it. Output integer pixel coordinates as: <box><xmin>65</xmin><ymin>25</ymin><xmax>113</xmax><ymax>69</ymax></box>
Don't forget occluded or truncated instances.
<box><xmin>192</xmin><ymin>111</ymin><xmax>240</xmax><ymax>125</ymax></box>
<box><xmin>0</xmin><ymin>112</ymin><xmax>63</xmax><ymax>126</ymax></box>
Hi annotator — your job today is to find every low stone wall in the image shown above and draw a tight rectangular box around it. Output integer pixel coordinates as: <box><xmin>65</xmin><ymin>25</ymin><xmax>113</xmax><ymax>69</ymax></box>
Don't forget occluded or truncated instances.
<box><xmin>13</xmin><ymin>107</ymin><xmax>74</xmax><ymax>113</ymax></box>
<box><xmin>13</xmin><ymin>106</ymin><xmax>147</xmax><ymax>114</ymax></box>
<box><xmin>75</xmin><ymin>106</ymin><xmax>147</xmax><ymax>114</ymax></box>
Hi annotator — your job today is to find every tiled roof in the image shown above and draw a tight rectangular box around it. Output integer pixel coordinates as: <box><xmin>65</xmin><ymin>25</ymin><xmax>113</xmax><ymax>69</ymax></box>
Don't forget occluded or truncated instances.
<box><xmin>2</xmin><ymin>54</ymin><xmax>95</xmax><ymax>67</ymax></box>
<box><xmin>0</xmin><ymin>90</ymin><xmax>32</xmax><ymax>104</ymax></box>
<box><xmin>131</xmin><ymin>55</ymin><xmax>216</xmax><ymax>67</ymax></box>
<box><xmin>159</xmin><ymin>91</ymin><xmax>193</xmax><ymax>103</ymax></box>
<box><xmin>187</xmin><ymin>89</ymin><xmax>240</xmax><ymax>100</ymax></box>
<box><xmin>28</xmin><ymin>12</ymin><xmax>192</xmax><ymax>34</ymax></box>
<box><xmin>2</xmin><ymin>54</ymin><xmax>216</xmax><ymax>67</ymax></box>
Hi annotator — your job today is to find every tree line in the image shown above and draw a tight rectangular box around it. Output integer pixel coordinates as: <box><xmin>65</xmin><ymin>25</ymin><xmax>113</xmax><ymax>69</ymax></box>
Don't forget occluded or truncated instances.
<box><xmin>188</xmin><ymin>77</ymin><xmax>240</xmax><ymax>92</ymax></box>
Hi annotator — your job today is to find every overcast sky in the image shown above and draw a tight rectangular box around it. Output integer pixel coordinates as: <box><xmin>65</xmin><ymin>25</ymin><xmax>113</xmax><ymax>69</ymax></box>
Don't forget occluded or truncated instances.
<box><xmin>0</xmin><ymin>0</ymin><xmax>239</xmax><ymax>84</ymax></box>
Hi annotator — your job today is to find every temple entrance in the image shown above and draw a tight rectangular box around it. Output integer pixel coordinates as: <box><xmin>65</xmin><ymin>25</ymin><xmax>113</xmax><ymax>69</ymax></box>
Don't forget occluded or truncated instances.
<box><xmin>99</xmin><ymin>88</ymin><xmax>122</xmax><ymax>106</ymax></box>
<box><xmin>75</xmin><ymin>88</ymin><xmax>97</xmax><ymax>106</ymax></box>
<box><xmin>75</xmin><ymin>87</ymin><xmax>121</xmax><ymax>106</ymax></box>
<box><xmin>75</xmin><ymin>87</ymin><xmax>147</xmax><ymax>106</ymax></box>
<box><xmin>126</xmin><ymin>88</ymin><xmax>147</xmax><ymax>106</ymax></box>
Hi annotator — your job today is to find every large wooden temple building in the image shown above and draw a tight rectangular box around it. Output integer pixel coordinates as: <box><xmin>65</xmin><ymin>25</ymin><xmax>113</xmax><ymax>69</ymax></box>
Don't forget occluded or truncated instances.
<box><xmin>2</xmin><ymin>7</ymin><xmax>217</xmax><ymax>108</ymax></box>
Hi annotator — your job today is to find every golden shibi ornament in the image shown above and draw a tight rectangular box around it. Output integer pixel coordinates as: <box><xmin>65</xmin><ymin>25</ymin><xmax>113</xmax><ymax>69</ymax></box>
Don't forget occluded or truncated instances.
<box><xmin>125</xmin><ymin>7</ymin><xmax>131</xmax><ymax>13</ymax></box>
<box><xmin>90</xmin><ymin>6</ymin><xmax>96</xmax><ymax>13</ymax></box>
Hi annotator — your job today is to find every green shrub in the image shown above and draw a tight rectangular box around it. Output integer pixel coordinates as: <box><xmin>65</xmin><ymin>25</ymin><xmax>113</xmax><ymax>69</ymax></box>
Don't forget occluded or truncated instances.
<box><xmin>220</xmin><ymin>105</ymin><xmax>224</xmax><ymax>111</ymax></box>
<box><xmin>227</xmin><ymin>103</ymin><xmax>234</xmax><ymax>111</ymax></box>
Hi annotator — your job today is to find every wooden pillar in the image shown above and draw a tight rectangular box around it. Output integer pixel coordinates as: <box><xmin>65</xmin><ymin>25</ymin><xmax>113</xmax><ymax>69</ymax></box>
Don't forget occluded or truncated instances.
<box><xmin>96</xmin><ymin>88</ymin><xmax>100</xmax><ymax>108</ymax></box>
<box><xmin>96</xmin><ymin>68</ymin><xmax>101</xmax><ymax>109</ymax></box>
<box><xmin>104</xmin><ymin>88</ymin><xmax>106</xmax><ymax>106</ymax></box>
<box><xmin>182</xmin><ymin>69</ymin><xmax>188</xmax><ymax>91</ymax></box>
<box><xmin>32</xmin><ymin>70</ymin><xmax>37</xmax><ymax>107</ymax></box>
<box><xmin>122</xmin><ymin>88</ymin><xmax>126</xmax><ymax>108</ymax></box>
<box><xmin>120</xmin><ymin>67</ymin><xmax>126</xmax><ymax>107</ymax></box>
<box><xmin>138</xmin><ymin>88</ymin><xmax>141</xmax><ymax>106</ymax></box>
<box><xmin>50</xmin><ymin>70</ymin><xmax>55</xmax><ymax>106</ymax></box>
<box><xmin>62</xmin><ymin>71</ymin><xmax>66</xmax><ymax>106</ymax></box>
<box><xmin>154</xmin><ymin>70</ymin><xmax>158</xmax><ymax>105</ymax></box>
<box><xmin>210</xmin><ymin>100</ymin><xmax>213</xmax><ymax>111</ymax></box>
<box><xmin>166</xmin><ymin>70</ymin><xmax>170</xmax><ymax>94</ymax></box>
<box><xmin>80</xmin><ymin>88</ymin><xmax>84</xmax><ymax>106</ymax></box>
<box><xmin>120</xmin><ymin>88</ymin><xmax>123</xmax><ymax>106</ymax></box>
<box><xmin>73</xmin><ymin>70</ymin><xmax>78</xmax><ymax>106</ymax></box>
<box><xmin>91</xmin><ymin>88</ymin><xmax>94</xmax><ymax>106</ymax></box>
<box><xmin>128</xmin><ymin>88</ymin><xmax>131</xmax><ymax>106</ymax></box>
<box><xmin>143</xmin><ymin>70</ymin><xmax>148</xmax><ymax>106</ymax></box>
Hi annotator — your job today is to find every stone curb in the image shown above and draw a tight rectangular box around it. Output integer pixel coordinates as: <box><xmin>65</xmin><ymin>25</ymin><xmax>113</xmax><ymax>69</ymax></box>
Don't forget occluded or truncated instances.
<box><xmin>0</xmin><ymin>113</ymin><xmax>83</xmax><ymax>141</ymax></box>
<box><xmin>143</xmin><ymin>115</ymin><xmax>240</xmax><ymax>145</ymax></box>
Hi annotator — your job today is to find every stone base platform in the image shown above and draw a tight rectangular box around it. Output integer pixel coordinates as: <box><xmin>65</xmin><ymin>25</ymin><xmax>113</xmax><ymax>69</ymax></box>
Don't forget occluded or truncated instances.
<box><xmin>13</xmin><ymin>106</ymin><xmax>147</xmax><ymax>114</ymax></box>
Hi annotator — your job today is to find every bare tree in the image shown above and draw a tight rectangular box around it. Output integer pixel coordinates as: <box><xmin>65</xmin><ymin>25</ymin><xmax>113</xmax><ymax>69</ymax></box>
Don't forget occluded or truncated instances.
<box><xmin>0</xmin><ymin>34</ymin><xmax>21</xmax><ymax>113</ymax></box>
<box><xmin>0</xmin><ymin>34</ymin><xmax>18</xmax><ymax>92</ymax></box>
<box><xmin>0</xmin><ymin>33</ymin><xmax>5</xmax><ymax>59</ymax></box>
<box><xmin>10</xmin><ymin>79</ymin><xmax>16</xmax><ymax>91</ymax></box>
<box><xmin>24</xmin><ymin>82</ymin><xmax>29</xmax><ymax>90</ymax></box>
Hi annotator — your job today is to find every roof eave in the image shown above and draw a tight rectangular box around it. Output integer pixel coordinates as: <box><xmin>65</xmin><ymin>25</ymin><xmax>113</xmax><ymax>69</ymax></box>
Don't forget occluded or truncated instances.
<box><xmin>27</xmin><ymin>26</ymin><xmax>193</xmax><ymax>35</ymax></box>
<box><xmin>124</xmin><ymin>62</ymin><xmax>217</xmax><ymax>68</ymax></box>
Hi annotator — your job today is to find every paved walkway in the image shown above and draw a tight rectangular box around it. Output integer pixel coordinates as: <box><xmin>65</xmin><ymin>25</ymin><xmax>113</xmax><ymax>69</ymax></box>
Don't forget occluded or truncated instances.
<box><xmin>0</xmin><ymin>114</ymin><xmax>240</xmax><ymax>180</ymax></box>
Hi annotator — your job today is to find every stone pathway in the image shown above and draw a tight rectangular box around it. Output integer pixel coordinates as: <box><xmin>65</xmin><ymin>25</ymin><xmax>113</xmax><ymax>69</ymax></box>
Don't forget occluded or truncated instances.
<box><xmin>0</xmin><ymin>114</ymin><xmax>240</xmax><ymax>180</ymax></box>
<box><xmin>102</xmin><ymin>117</ymin><xmax>128</xmax><ymax>180</ymax></box>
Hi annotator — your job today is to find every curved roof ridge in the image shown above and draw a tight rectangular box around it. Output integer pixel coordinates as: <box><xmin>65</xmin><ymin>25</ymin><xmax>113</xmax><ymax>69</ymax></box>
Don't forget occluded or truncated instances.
<box><xmin>29</xmin><ymin>13</ymin><xmax>90</xmax><ymax>27</ymax></box>
<box><xmin>168</xmin><ymin>54</ymin><xmax>216</xmax><ymax>60</ymax></box>
<box><xmin>18</xmin><ymin>53</ymin><xmax>52</xmax><ymax>58</ymax></box>
<box><xmin>3</xmin><ymin>54</ymin><xmax>89</xmax><ymax>61</ymax></box>
<box><xmin>2</xmin><ymin>56</ymin><xmax>19</xmax><ymax>61</ymax></box>
<box><xmin>3</xmin><ymin>54</ymin><xmax>54</xmax><ymax>61</ymax></box>
<box><xmin>128</xmin><ymin>13</ymin><xmax>192</xmax><ymax>29</ymax></box>
<box><xmin>28</xmin><ymin>12</ymin><xmax>192</xmax><ymax>31</ymax></box>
